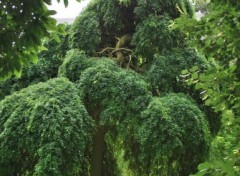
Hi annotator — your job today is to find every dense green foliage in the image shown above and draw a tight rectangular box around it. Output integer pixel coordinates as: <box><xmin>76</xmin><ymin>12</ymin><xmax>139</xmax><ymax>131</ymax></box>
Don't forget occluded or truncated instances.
<box><xmin>70</xmin><ymin>11</ymin><xmax>101</xmax><ymax>55</ymax></box>
<box><xmin>78</xmin><ymin>60</ymin><xmax>151</xmax><ymax>125</ymax></box>
<box><xmin>144</xmin><ymin>49</ymin><xmax>204</xmax><ymax>93</ymax></box>
<box><xmin>132</xmin><ymin>15</ymin><xmax>185</xmax><ymax>59</ymax></box>
<box><xmin>174</xmin><ymin>0</ymin><xmax>240</xmax><ymax>175</ymax></box>
<box><xmin>58</xmin><ymin>49</ymin><xmax>96</xmax><ymax>82</ymax></box>
<box><xmin>0</xmin><ymin>0</ymin><xmax>214</xmax><ymax>175</ymax></box>
<box><xmin>0</xmin><ymin>0</ymin><xmax>76</xmax><ymax>80</ymax></box>
<box><xmin>0</xmin><ymin>0</ymin><xmax>49</xmax><ymax>78</ymax></box>
<box><xmin>132</xmin><ymin>94</ymin><xmax>210</xmax><ymax>175</ymax></box>
<box><xmin>134</xmin><ymin>0</ymin><xmax>193</xmax><ymax>20</ymax></box>
<box><xmin>0</xmin><ymin>31</ymin><xmax>69</xmax><ymax>100</ymax></box>
<box><xmin>0</xmin><ymin>78</ymin><xmax>94</xmax><ymax>175</ymax></box>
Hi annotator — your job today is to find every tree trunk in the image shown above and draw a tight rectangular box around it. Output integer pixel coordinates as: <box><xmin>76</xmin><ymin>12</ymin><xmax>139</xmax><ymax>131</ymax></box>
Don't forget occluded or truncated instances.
<box><xmin>90</xmin><ymin>125</ymin><xmax>107</xmax><ymax>176</ymax></box>
<box><xmin>89</xmin><ymin>106</ymin><xmax>107</xmax><ymax>176</ymax></box>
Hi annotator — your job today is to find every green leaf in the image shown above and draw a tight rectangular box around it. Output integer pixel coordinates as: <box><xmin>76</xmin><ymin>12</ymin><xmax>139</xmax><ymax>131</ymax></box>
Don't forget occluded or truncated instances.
<box><xmin>46</xmin><ymin>10</ymin><xmax>57</xmax><ymax>16</ymax></box>
<box><xmin>43</xmin><ymin>0</ymin><xmax>52</xmax><ymax>5</ymax></box>
<box><xmin>182</xmin><ymin>69</ymin><xmax>189</xmax><ymax>74</ymax></box>
<box><xmin>57</xmin><ymin>23</ymin><xmax>66</xmax><ymax>34</ymax></box>
<box><xmin>14</xmin><ymin>69</ymin><xmax>22</xmax><ymax>78</ymax></box>
<box><xmin>52</xmin><ymin>33</ymin><xmax>61</xmax><ymax>43</ymax></box>
<box><xmin>198</xmin><ymin>162</ymin><xmax>212</xmax><ymax>171</ymax></box>
<box><xmin>192</xmin><ymin>72</ymin><xmax>198</xmax><ymax>79</ymax></box>
<box><xmin>205</xmin><ymin>99</ymin><xmax>212</xmax><ymax>106</ymax></box>
<box><xmin>64</xmin><ymin>0</ymin><xmax>68</xmax><ymax>7</ymax></box>
<box><xmin>195</xmin><ymin>83</ymin><xmax>203</xmax><ymax>89</ymax></box>
<box><xmin>25</xmin><ymin>52</ymin><xmax>38</xmax><ymax>64</ymax></box>
<box><xmin>38</xmin><ymin>45</ymin><xmax>48</xmax><ymax>52</ymax></box>
<box><xmin>190</xmin><ymin>66</ymin><xmax>199</xmax><ymax>72</ymax></box>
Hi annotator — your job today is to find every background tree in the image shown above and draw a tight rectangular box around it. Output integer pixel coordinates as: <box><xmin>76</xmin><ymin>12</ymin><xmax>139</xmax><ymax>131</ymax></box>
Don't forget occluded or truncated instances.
<box><xmin>0</xmin><ymin>25</ymin><xmax>70</xmax><ymax>100</ymax></box>
<box><xmin>0</xmin><ymin>0</ymin><xmax>79</xmax><ymax>80</ymax></box>
<box><xmin>174</xmin><ymin>0</ymin><xmax>240</xmax><ymax>175</ymax></box>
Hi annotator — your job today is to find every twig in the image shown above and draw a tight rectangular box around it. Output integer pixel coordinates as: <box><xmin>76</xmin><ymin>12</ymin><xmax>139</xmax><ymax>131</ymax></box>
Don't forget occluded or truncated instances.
<box><xmin>110</xmin><ymin>47</ymin><xmax>133</xmax><ymax>56</ymax></box>
<box><xmin>97</xmin><ymin>47</ymin><xmax>115</xmax><ymax>54</ymax></box>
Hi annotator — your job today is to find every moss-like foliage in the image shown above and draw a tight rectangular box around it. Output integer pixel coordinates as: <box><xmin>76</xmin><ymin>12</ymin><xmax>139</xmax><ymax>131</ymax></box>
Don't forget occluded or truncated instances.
<box><xmin>68</xmin><ymin>0</ymin><xmax>195</xmax><ymax>69</ymax></box>
<box><xmin>58</xmin><ymin>49</ymin><xmax>93</xmax><ymax>82</ymax></box>
<box><xmin>0</xmin><ymin>54</ymin><xmax>62</xmax><ymax>100</ymax></box>
<box><xmin>132</xmin><ymin>93</ymin><xmax>210</xmax><ymax>175</ymax></box>
<box><xmin>95</xmin><ymin>0</ymin><xmax>136</xmax><ymax>35</ymax></box>
<box><xmin>0</xmin><ymin>78</ymin><xmax>94</xmax><ymax>176</ymax></box>
<box><xmin>70</xmin><ymin>0</ymin><xmax>136</xmax><ymax>51</ymax></box>
<box><xmin>0</xmin><ymin>1</ymin><xmax>212</xmax><ymax>175</ymax></box>
<box><xmin>134</xmin><ymin>0</ymin><xmax>193</xmax><ymax>20</ymax></box>
<box><xmin>78</xmin><ymin>61</ymin><xmax>151</xmax><ymax>125</ymax></box>
<box><xmin>58</xmin><ymin>49</ymin><xmax>117</xmax><ymax>83</ymax></box>
<box><xmin>132</xmin><ymin>15</ymin><xmax>186</xmax><ymax>60</ymax></box>
<box><xmin>70</xmin><ymin>10</ymin><xmax>101</xmax><ymax>55</ymax></box>
<box><xmin>144</xmin><ymin>49</ymin><xmax>205</xmax><ymax>93</ymax></box>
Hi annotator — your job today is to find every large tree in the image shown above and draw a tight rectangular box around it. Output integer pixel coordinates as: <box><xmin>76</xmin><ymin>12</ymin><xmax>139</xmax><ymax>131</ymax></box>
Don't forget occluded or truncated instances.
<box><xmin>0</xmin><ymin>0</ymin><xmax>211</xmax><ymax>175</ymax></box>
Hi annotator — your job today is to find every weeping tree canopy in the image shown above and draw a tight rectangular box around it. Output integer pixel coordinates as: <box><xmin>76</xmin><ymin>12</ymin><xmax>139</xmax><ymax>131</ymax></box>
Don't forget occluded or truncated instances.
<box><xmin>78</xmin><ymin>60</ymin><xmax>151</xmax><ymax>123</ymax></box>
<box><xmin>70</xmin><ymin>0</ymin><xmax>193</xmax><ymax>56</ymax></box>
<box><xmin>0</xmin><ymin>78</ymin><xmax>94</xmax><ymax>176</ymax></box>
<box><xmin>0</xmin><ymin>0</ymin><xmax>213</xmax><ymax>175</ymax></box>
<box><xmin>58</xmin><ymin>49</ymin><xmax>104</xmax><ymax>83</ymax></box>
<box><xmin>70</xmin><ymin>11</ymin><xmax>101</xmax><ymax>55</ymax></box>
<box><xmin>120</xmin><ymin>93</ymin><xmax>210</xmax><ymax>176</ymax></box>
<box><xmin>131</xmin><ymin>15</ymin><xmax>186</xmax><ymax>60</ymax></box>
<box><xmin>144</xmin><ymin>49</ymin><xmax>205</xmax><ymax>94</ymax></box>
<box><xmin>134</xmin><ymin>0</ymin><xmax>193</xmax><ymax>20</ymax></box>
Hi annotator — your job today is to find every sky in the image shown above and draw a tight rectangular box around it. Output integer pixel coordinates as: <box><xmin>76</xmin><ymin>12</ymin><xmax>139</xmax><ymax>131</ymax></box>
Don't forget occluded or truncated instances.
<box><xmin>47</xmin><ymin>0</ymin><xmax>91</xmax><ymax>18</ymax></box>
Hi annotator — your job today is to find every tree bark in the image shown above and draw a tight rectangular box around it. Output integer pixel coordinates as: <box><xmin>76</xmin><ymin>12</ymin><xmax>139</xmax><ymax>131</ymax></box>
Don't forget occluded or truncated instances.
<box><xmin>89</xmin><ymin>105</ymin><xmax>107</xmax><ymax>176</ymax></box>
<box><xmin>90</xmin><ymin>125</ymin><xmax>107</xmax><ymax>176</ymax></box>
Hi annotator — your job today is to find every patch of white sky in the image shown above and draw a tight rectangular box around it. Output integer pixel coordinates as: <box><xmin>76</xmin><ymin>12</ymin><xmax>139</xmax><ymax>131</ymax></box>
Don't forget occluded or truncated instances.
<box><xmin>47</xmin><ymin>0</ymin><xmax>91</xmax><ymax>18</ymax></box>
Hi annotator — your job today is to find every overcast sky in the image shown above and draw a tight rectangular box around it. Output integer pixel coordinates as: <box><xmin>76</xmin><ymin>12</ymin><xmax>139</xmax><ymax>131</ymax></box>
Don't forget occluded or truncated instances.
<box><xmin>47</xmin><ymin>0</ymin><xmax>91</xmax><ymax>18</ymax></box>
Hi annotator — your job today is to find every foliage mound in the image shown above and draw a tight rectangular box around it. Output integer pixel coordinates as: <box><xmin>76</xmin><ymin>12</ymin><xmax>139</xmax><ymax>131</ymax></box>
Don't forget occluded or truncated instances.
<box><xmin>134</xmin><ymin>0</ymin><xmax>193</xmax><ymax>20</ymax></box>
<box><xmin>78</xmin><ymin>61</ymin><xmax>152</xmax><ymax>125</ymax></box>
<box><xmin>0</xmin><ymin>78</ymin><xmax>94</xmax><ymax>176</ymax></box>
<box><xmin>144</xmin><ymin>49</ymin><xmax>204</xmax><ymax>93</ymax></box>
<box><xmin>70</xmin><ymin>11</ymin><xmax>101</xmax><ymax>55</ymax></box>
<box><xmin>58</xmin><ymin>49</ymin><xmax>118</xmax><ymax>83</ymax></box>
<box><xmin>133</xmin><ymin>93</ymin><xmax>210</xmax><ymax>175</ymax></box>
<box><xmin>132</xmin><ymin>15</ymin><xmax>184</xmax><ymax>59</ymax></box>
